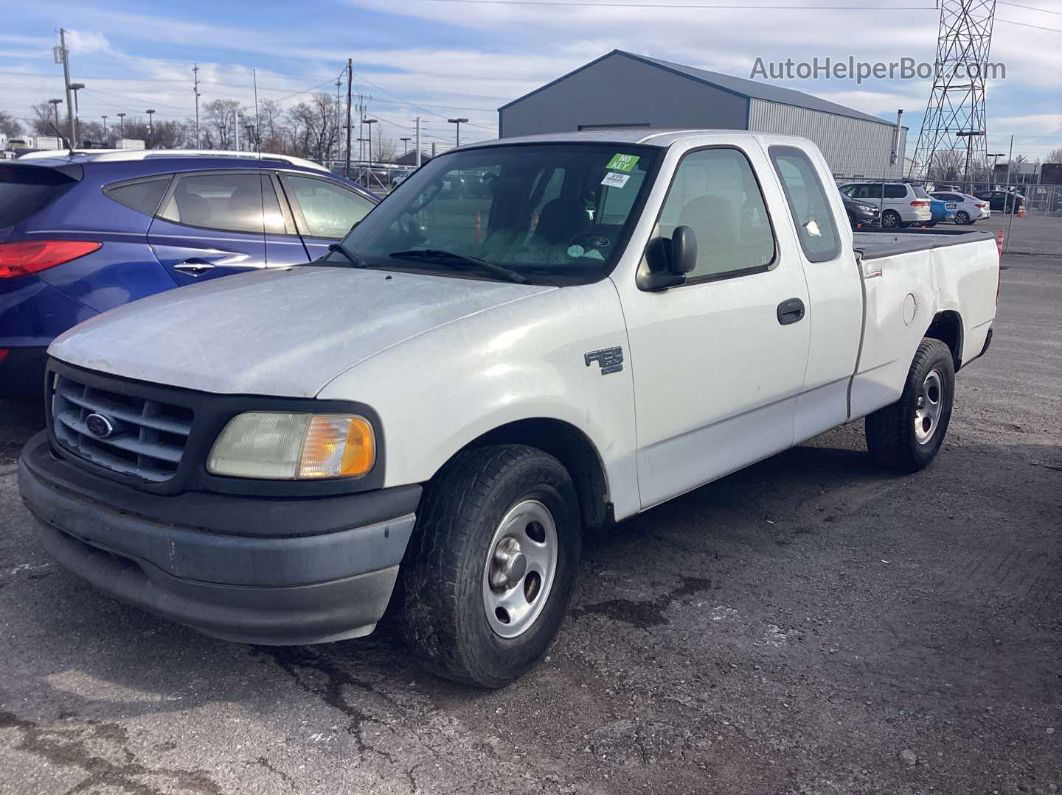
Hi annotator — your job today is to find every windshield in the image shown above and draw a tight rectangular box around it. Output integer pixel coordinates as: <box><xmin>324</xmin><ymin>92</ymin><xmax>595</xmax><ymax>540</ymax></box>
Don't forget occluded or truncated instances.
<box><xmin>333</xmin><ymin>143</ymin><xmax>660</xmax><ymax>284</ymax></box>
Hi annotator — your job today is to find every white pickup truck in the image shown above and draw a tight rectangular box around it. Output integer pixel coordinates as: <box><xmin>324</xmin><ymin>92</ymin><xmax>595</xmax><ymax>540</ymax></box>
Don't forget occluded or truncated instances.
<box><xmin>19</xmin><ymin>130</ymin><xmax>999</xmax><ymax>687</ymax></box>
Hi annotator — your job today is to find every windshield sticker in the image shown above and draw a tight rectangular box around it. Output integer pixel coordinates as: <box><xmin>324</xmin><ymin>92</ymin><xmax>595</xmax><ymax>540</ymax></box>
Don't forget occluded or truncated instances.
<box><xmin>606</xmin><ymin>153</ymin><xmax>640</xmax><ymax>173</ymax></box>
<box><xmin>601</xmin><ymin>172</ymin><xmax>630</xmax><ymax>189</ymax></box>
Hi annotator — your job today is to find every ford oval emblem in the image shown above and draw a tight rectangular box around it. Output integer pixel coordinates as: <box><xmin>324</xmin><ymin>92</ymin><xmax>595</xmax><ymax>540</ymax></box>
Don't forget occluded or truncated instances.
<box><xmin>85</xmin><ymin>413</ymin><xmax>115</xmax><ymax>439</ymax></box>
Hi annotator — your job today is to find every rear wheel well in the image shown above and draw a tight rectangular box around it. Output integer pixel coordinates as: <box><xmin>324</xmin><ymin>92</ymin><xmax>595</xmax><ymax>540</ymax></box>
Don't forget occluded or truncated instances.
<box><xmin>925</xmin><ymin>310</ymin><xmax>963</xmax><ymax>370</ymax></box>
<box><xmin>452</xmin><ymin>419</ymin><xmax>612</xmax><ymax>530</ymax></box>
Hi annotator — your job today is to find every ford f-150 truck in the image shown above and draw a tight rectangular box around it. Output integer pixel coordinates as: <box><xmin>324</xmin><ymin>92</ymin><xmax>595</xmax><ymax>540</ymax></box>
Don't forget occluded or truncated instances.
<box><xmin>18</xmin><ymin>131</ymin><xmax>999</xmax><ymax>688</ymax></box>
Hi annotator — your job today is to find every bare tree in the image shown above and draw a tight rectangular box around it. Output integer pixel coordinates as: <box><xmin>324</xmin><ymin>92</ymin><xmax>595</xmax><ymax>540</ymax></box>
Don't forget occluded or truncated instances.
<box><xmin>0</xmin><ymin>111</ymin><xmax>23</xmax><ymax>137</ymax></box>
<box><xmin>30</xmin><ymin>101</ymin><xmax>70</xmax><ymax>141</ymax></box>
<box><xmin>1045</xmin><ymin>147</ymin><xmax>1062</xmax><ymax>164</ymax></box>
<box><xmin>201</xmin><ymin>99</ymin><xmax>244</xmax><ymax>150</ymax></box>
<box><xmin>285</xmin><ymin>94</ymin><xmax>340</xmax><ymax>161</ymax></box>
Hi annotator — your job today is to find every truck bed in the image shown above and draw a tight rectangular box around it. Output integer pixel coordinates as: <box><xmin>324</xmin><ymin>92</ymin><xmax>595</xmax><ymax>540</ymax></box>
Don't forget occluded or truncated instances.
<box><xmin>854</xmin><ymin>228</ymin><xmax>996</xmax><ymax>260</ymax></box>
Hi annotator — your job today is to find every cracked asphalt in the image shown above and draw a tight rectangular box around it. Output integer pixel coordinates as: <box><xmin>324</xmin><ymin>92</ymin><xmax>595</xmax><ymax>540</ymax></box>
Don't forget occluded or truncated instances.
<box><xmin>1</xmin><ymin>216</ymin><xmax>1059</xmax><ymax>794</ymax></box>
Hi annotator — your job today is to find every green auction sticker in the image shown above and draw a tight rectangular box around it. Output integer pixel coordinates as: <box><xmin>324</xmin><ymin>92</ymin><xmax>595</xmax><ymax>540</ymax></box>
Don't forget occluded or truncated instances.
<box><xmin>606</xmin><ymin>153</ymin><xmax>640</xmax><ymax>173</ymax></box>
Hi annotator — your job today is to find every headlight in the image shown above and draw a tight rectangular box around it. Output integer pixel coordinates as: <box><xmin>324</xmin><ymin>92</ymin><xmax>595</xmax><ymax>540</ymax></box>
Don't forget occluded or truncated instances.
<box><xmin>207</xmin><ymin>412</ymin><xmax>375</xmax><ymax>480</ymax></box>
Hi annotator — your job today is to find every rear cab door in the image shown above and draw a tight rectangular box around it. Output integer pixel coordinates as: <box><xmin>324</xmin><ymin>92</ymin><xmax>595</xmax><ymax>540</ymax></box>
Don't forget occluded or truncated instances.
<box><xmin>148</xmin><ymin>168</ymin><xmax>290</xmax><ymax>285</ymax></box>
<box><xmin>277</xmin><ymin>173</ymin><xmax>376</xmax><ymax>260</ymax></box>
<box><xmin>766</xmin><ymin>142</ymin><xmax>863</xmax><ymax>440</ymax></box>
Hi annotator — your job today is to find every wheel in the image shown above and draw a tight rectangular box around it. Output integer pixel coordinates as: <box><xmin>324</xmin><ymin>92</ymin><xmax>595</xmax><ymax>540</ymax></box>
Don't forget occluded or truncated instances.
<box><xmin>881</xmin><ymin>210</ymin><xmax>901</xmax><ymax>229</ymax></box>
<box><xmin>925</xmin><ymin>221</ymin><xmax>937</xmax><ymax>227</ymax></box>
<box><xmin>399</xmin><ymin>445</ymin><xmax>580</xmax><ymax>688</ymax></box>
<box><xmin>955</xmin><ymin>210</ymin><xmax>970</xmax><ymax>225</ymax></box>
<box><xmin>865</xmin><ymin>338</ymin><xmax>955</xmax><ymax>473</ymax></box>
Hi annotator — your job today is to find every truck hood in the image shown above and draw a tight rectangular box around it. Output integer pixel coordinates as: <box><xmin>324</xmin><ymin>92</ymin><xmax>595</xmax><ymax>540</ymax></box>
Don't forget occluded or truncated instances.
<box><xmin>49</xmin><ymin>266</ymin><xmax>555</xmax><ymax>397</ymax></box>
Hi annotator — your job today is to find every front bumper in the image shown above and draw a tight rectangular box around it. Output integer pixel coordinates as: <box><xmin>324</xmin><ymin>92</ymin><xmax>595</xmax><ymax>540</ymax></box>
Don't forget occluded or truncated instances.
<box><xmin>18</xmin><ymin>431</ymin><xmax>421</xmax><ymax>645</ymax></box>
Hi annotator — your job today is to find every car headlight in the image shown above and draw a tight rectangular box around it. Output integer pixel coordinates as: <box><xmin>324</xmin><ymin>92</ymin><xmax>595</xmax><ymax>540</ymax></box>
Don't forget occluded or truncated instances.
<box><xmin>207</xmin><ymin>412</ymin><xmax>375</xmax><ymax>480</ymax></box>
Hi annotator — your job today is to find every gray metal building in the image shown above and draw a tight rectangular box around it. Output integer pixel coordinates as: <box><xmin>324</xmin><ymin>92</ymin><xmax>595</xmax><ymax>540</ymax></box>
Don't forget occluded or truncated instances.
<box><xmin>499</xmin><ymin>50</ymin><xmax>906</xmax><ymax>178</ymax></box>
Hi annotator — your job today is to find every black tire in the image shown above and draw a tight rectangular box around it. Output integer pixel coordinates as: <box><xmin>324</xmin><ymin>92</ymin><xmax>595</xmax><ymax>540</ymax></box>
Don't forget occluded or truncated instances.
<box><xmin>865</xmin><ymin>338</ymin><xmax>955</xmax><ymax>473</ymax></box>
<box><xmin>925</xmin><ymin>221</ymin><xmax>937</xmax><ymax>228</ymax></box>
<box><xmin>955</xmin><ymin>210</ymin><xmax>970</xmax><ymax>225</ymax></box>
<box><xmin>881</xmin><ymin>210</ymin><xmax>900</xmax><ymax>229</ymax></box>
<box><xmin>399</xmin><ymin>445</ymin><xmax>581</xmax><ymax>688</ymax></box>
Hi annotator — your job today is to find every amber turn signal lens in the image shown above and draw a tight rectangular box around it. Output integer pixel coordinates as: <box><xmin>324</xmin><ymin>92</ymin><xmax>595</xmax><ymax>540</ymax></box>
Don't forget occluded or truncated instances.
<box><xmin>298</xmin><ymin>415</ymin><xmax>375</xmax><ymax>479</ymax></box>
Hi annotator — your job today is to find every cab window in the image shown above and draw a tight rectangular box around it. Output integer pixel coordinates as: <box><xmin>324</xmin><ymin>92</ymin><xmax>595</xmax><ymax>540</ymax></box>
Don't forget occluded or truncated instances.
<box><xmin>769</xmin><ymin>146</ymin><xmax>841</xmax><ymax>263</ymax></box>
<box><xmin>655</xmin><ymin>147</ymin><xmax>775</xmax><ymax>282</ymax></box>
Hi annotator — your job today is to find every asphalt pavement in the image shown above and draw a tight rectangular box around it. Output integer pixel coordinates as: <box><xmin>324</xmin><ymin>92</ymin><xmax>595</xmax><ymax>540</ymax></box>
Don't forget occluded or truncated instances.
<box><xmin>0</xmin><ymin>214</ymin><xmax>1059</xmax><ymax>794</ymax></box>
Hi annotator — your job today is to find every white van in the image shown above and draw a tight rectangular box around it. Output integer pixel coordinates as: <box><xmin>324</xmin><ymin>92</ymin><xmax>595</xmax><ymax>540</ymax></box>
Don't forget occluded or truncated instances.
<box><xmin>840</xmin><ymin>182</ymin><xmax>932</xmax><ymax>229</ymax></box>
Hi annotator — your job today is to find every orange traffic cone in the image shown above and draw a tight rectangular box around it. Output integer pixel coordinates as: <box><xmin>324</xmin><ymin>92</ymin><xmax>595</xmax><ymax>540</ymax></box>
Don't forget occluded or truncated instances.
<box><xmin>1017</xmin><ymin>203</ymin><xmax>1025</xmax><ymax>218</ymax></box>
<box><xmin>995</xmin><ymin>229</ymin><xmax>1005</xmax><ymax>258</ymax></box>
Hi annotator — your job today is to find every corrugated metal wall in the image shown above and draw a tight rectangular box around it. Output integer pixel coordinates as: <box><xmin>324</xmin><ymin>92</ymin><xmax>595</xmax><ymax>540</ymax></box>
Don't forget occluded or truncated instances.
<box><xmin>749</xmin><ymin>99</ymin><xmax>905</xmax><ymax>178</ymax></box>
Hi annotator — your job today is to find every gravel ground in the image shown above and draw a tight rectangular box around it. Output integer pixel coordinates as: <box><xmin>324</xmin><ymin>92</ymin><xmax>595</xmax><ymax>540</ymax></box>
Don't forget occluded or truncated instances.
<box><xmin>0</xmin><ymin>215</ymin><xmax>1059</xmax><ymax>794</ymax></box>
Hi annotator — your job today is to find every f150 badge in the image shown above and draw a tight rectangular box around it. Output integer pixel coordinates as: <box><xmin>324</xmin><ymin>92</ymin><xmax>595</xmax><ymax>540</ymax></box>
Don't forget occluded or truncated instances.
<box><xmin>584</xmin><ymin>347</ymin><xmax>624</xmax><ymax>375</ymax></box>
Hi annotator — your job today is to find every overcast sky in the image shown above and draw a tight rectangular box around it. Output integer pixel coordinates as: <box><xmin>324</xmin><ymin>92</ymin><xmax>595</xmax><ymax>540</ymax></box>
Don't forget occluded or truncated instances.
<box><xmin>2</xmin><ymin>0</ymin><xmax>1059</xmax><ymax>158</ymax></box>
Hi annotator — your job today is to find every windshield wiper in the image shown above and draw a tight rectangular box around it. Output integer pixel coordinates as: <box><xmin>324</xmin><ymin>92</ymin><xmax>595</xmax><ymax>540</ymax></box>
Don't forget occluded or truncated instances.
<box><xmin>388</xmin><ymin>248</ymin><xmax>528</xmax><ymax>284</ymax></box>
<box><xmin>322</xmin><ymin>242</ymin><xmax>368</xmax><ymax>268</ymax></box>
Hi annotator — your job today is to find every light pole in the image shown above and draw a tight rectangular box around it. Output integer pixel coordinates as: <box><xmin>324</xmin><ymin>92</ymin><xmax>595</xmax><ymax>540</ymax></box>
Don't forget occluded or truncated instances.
<box><xmin>47</xmin><ymin>98</ymin><xmax>63</xmax><ymax>134</ymax></box>
<box><xmin>68</xmin><ymin>82</ymin><xmax>85</xmax><ymax>146</ymax></box>
<box><xmin>117</xmin><ymin>112</ymin><xmax>126</xmax><ymax>140</ymax></box>
<box><xmin>400</xmin><ymin>136</ymin><xmax>411</xmax><ymax>155</ymax></box>
<box><xmin>101</xmin><ymin>115</ymin><xmax>108</xmax><ymax>145</ymax></box>
<box><xmin>146</xmin><ymin>109</ymin><xmax>156</xmax><ymax>147</ymax></box>
<box><xmin>363</xmin><ymin>118</ymin><xmax>377</xmax><ymax>166</ymax></box>
<box><xmin>987</xmin><ymin>152</ymin><xmax>1006</xmax><ymax>187</ymax></box>
<box><xmin>447</xmin><ymin>117</ymin><xmax>469</xmax><ymax>148</ymax></box>
<box><xmin>956</xmin><ymin>129</ymin><xmax>984</xmax><ymax>193</ymax></box>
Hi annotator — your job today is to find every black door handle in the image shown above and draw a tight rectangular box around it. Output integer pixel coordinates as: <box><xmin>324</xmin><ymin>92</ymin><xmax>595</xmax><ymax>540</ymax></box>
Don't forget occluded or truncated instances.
<box><xmin>777</xmin><ymin>297</ymin><xmax>806</xmax><ymax>325</ymax></box>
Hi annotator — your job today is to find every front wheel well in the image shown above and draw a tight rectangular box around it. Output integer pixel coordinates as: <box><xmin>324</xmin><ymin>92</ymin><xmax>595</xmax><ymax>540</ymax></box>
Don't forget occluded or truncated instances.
<box><xmin>446</xmin><ymin>419</ymin><xmax>612</xmax><ymax>530</ymax></box>
<box><xmin>925</xmin><ymin>310</ymin><xmax>964</xmax><ymax>370</ymax></box>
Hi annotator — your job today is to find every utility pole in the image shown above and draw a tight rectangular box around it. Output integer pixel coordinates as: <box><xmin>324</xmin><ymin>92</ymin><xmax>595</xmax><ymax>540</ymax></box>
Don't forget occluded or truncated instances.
<box><xmin>117</xmin><ymin>112</ymin><xmax>125</xmax><ymax>139</ymax></box>
<box><xmin>233</xmin><ymin>110</ymin><xmax>240</xmax><ymax>152</ymax></box>
<box><xmin>414</xmin><ymin>115</ymin><xmax>422</xmax><ymax>168</ymax></box>
<box><xmin>448</xmin><ymin>117</ymin><xmax>469</xmax><ymax>148</ymax></box>
<box><xmin>57</xmin><ymin>29</ymin><xmax>75</xmax><ymax>146</ymax></box>
<box><xmin>345</xmin><ymin>58</ymin><xmax>353</xmax><ymax>176</ymax></box>
<box><xmin>193</xmin><ymin>63</ymin><xmax>201</xmax><ymax>148</ymax></box>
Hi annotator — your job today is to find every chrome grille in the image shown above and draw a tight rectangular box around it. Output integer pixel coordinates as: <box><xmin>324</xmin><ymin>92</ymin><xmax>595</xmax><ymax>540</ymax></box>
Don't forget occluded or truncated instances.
<box><xmin>51</xmin><ymin>373</ymin><xmax>194</xmax><ymax>482</ymax></box>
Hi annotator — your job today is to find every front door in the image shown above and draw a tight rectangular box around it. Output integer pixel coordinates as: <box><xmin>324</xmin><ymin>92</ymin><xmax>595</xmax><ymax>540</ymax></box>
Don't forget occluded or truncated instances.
<box><xmin>619</xmin><ymin>145</ymin><xmax>811</xmax><ymax>509</ymax></box>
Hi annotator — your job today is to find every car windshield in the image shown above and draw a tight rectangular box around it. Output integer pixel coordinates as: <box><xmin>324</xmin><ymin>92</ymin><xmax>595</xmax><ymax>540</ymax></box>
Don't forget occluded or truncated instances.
<box><xmin>333</xmin><ymin>143</ymin><xmax>660</xmax><ymax>284</ymax></box>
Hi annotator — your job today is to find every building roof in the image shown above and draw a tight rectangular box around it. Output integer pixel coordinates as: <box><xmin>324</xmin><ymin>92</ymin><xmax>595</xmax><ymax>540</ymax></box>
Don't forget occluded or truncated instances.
<box><xmin>500</xmin><ymin>49</ymin><xmax>893</xmax><ymax>127</ymax></box>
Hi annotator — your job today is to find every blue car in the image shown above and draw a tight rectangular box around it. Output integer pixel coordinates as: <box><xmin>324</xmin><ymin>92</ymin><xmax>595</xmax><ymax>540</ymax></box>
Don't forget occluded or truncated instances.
<box><xmin>0</xmin><ymin>151</ymin><xmax>378</xmax><ymax>398</ymax></box>
<box><xmin>925</xmin><ymin>196</ymin><xmax>957</xmax><ymax>227</ymax></box>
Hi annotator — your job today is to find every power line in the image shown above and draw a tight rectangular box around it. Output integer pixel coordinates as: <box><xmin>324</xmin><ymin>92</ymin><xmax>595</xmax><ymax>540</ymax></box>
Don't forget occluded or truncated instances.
<box><xmin>356</xmin><ymin>74</ymin><xmax>495</xmax><ymax>130</ymax></box>
<box><xmin>994</xmin><ymin>16</ymin><xmax>1062</xmax><ymax>32</ymax></box>
<box><xmin>997</xmin><ymin>0</ymin><xmax>1062</xmax><ymax>16</ymax></box>
<box><xmin>416</xmin><ymin>0</ymin><xmax>936</xmax><ymax>8</ymax></box>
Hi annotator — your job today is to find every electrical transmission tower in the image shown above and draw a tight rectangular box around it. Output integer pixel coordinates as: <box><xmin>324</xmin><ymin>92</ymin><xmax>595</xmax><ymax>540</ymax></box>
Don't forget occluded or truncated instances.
<box><xmin>908</xmin><ymin>0</ymin><xmax>996</xmax><ymax>186</ymax></box>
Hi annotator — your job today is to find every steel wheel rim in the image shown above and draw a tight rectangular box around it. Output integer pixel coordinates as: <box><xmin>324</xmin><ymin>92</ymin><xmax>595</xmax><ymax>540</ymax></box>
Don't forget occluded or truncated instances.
<box><xmin>482</xmin><ymin>499</ymin><xmax>558</xmax><ymax>639</ymax></box>
<box><xmin>914</xmin><ymin>369</ymin><xmax>945</xmax><ymax>444</ymax></box>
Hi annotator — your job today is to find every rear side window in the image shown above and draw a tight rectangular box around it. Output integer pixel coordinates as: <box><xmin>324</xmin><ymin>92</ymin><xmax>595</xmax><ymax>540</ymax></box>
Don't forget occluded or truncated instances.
<box><xmin>884</xmin><ymin>184</ymin><xmax>907</xmax><ymax>199</ymax></box>
<box><xmin>769</xmin><ymin>146</ymin><xmax>841</xmax><ymax>263</ymax></box>
<box><xmin>0</xmin><ymin>164</ymin><xmax>80</xmax><ymax>227</ymax></box>
<box><xmin>912</xmin><ymin>185</ymin><xmax>931</xmax><ymax>199</ymax></box>
<box><xmin>158</xmin><ymin>172</ymin><xmax>284</xmax><ymax>234</ymax></box>
<box><xmin>281</xmin><ymin>175</ymin><xmax>374</xmax><ymax>238</ymax></box>
<box><xmin>104</xmin><ymin>177</ymin><xmax>171</xmax><ymax>216</ymax></box>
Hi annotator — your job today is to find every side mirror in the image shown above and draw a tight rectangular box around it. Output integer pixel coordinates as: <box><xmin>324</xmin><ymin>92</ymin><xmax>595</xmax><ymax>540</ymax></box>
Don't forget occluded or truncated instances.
<box><xmin>638</xmin><ymin>225</ymin><xmax>698</xmax><ymax>291</ymax></box>
<box><xmin>670</xmin><ymin>225</ymin><xmax>698</xmax><ymax>274</ymax></box>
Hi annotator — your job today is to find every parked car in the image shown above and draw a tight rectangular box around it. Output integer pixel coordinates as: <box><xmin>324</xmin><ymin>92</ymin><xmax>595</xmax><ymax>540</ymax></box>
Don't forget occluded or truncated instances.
<box><xmin>839</xmin><ymin>181</ymin><xmax>932</xmax><ymax>229</ymax></box>
<box><xmin>976</xmin><ymin>189</ymin><xmax>1025</xmax><ymax>214</ymax></box>
<box><xmin>841</xmin><ymin>193</ymin><xmax>881</xmax><ymax>229</ymax></box>
<box><xmin>925</xmin><ymin>196</ymin><xmax>958</xmax><ymax>227</ymax></box>
<box><xmin>0</xmin><ymin>150</ymin><xmax>378</xmax><ymax>397</ymax></box>
<box><xmin>930</xmin><ymin>191</ymin><xmax>990</xmax><ymax>225</ymax></box>
<box><xmin>19</xmin><ymin>131</ymin><xmax>999</xmax><ymax>688</ymax></box>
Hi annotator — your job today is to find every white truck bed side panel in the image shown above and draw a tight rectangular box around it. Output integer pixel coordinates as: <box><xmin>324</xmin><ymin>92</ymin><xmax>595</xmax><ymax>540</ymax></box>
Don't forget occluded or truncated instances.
<box><xmin>850</xmin><ymin>237</ymin><xmax>998</xmax><ymax>419</ymax></box>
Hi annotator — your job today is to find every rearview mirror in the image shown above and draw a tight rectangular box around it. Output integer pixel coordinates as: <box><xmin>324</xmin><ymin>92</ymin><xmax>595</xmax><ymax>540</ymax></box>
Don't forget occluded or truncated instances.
<box><xmin>638</xmin><ymin>225</ymin><xmax>698</xmax><ymax>291</ymax></box>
